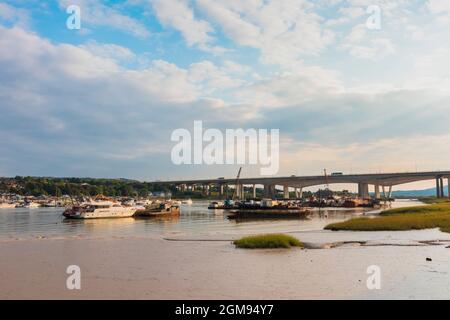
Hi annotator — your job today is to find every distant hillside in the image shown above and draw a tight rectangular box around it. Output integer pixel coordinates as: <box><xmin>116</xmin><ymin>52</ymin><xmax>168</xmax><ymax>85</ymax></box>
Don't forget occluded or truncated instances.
<box><xmin>392</xmin><ymin>187</ymin><xmax>448</xmax><ymax>198</ymax></box>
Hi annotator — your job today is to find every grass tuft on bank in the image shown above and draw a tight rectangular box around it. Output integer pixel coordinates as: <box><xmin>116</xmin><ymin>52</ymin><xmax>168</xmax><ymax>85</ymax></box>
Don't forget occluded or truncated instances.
<box><xmin>234</xmin><ymin>234</ymin><xmax>303</xmax><ymax>249</ymax></box>
<box><xmin>418</xmin><ymin>198</ymin><xmax>450</xmax><ymax>205</ymax></box>
<box><xmin>325</xmin><ymin>201</ymin><xmax>450</xmax><ymax>233</ymax></box>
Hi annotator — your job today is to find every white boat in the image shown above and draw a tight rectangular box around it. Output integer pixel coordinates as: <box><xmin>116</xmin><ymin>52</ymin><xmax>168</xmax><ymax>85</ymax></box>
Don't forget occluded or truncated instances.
<box><xmin>0</xmin><ymin>202</ymin><xmax>16</xmax><ymax>209</ymax></box>
<box><xmin>182</xmin><ymin>199</ymin><xmax>193</xmax><ymax>205</ymax></box>
<box><xmin>208</xmin><ymin>201</ymin><xmax>224</xmax><ymax>209</ymax></box>
<box><xmin>63</xmin><ymin>201</ymin><xmax>138</xmax><ymax>219</ymax></box>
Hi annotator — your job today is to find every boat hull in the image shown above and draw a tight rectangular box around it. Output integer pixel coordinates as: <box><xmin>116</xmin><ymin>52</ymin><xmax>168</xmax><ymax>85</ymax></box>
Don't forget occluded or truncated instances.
<box><xmin>134</xmin><ymin>206</ymin><xmax>180</xmax><ymax>217</ymax></box>
<box><xmin>228</xmin><ymin>208</ymin><xmax>310</xmax><ymax>219</ymax></box>
<box><xmin>63</xmin><ymin>207</ymin><xmax>137</xmax><ymax>219</ymax></box>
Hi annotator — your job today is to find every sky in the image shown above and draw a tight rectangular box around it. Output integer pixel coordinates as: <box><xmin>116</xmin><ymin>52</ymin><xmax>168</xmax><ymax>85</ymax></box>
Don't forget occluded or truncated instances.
<box><xmin>0</xmin><ymin>0</ymin><xmax>450</xmax><ymax>190</ymax></box>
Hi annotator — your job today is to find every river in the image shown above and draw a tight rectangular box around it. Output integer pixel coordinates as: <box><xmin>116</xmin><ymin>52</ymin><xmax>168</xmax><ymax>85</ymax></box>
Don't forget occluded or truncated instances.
<box><xmin>0</xmin><ymin>199</ymin><xmax>423</xmax><ymax>240</ymax></box>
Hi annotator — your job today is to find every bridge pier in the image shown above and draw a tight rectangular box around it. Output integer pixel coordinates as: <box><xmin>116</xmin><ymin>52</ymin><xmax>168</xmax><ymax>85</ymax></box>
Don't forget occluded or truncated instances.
<box><xmin>374</xmin><ymin>184</ymin><xmax>381</xmax><ymax>199</ymax></box>
<box><xmin>235</xmin><ymin>184</ymin><xmax>240</xmax><ymax>199</ymax></box>
<box><xmin>238</xmin><ymin>184</ymin><xmax>245</xmax><ymax>200</ymax></box>
<box><xmin>264</xmin><ymin>184</ymin><xmax>275</xmax><ymax>199</ymax></box>
<box><xmin>436</xmin><ymin>177</ymin><xmax>445</xmax><ymax>198</ymax></box>
<box><xmin>358</xmin><ymin>183</ymin><xmax>369</xmax><ymax>199</ymax></box>
<box><xmin>283</xmin><ymin>186</ymin><xmax>290</xmax><ymax>199</ymax></box>
<box><xmin>252</xmin><ymin>184</ymin><xmax>257</xmax><ymax>198</ymax></box>
<box><xmin>295</xmin><ymin>187</ymin><xmax>303</xmax><ymax>199</ymax></box>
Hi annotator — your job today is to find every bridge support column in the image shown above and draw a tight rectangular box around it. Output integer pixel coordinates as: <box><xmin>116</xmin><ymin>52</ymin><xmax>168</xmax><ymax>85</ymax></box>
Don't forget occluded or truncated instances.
<box><xmin>204</xmin><ymin>185</ymin><xmax>210</xmax><ymax>196</ymax></box>
<box><xmin>236</xmin><ymin>184</ymin><xmax>245</xmax><ymax>200</ymax></box>
<box><xmin>358</xmin><ymin>183</ymin><xmax>369</xmax><ymax>199</ymax></box>
<box><xmin>264</xmin><ymin>184</ymin><xmax>275</xmax><ymax>199</ymax></box>
<box><xmin>220</xmin><ymin>184</ymin><xmax>224</xmax><ymax>197</ymax></box>
<box><xmin>253</xmin><ymin>184</ymin><xmax>257</xmax><ymax>199</ymax></box>
<box><xmin>374</xmin><ymin>184</ymin><xmax>381</xmax><ymax>199</ymax></box>
<box><xmin>283</xmin><ymin>186</ymin><xmax>290</xmax><ymax>199</ymax></box>
<box><xmin>388</xmin><ymin>186</ymin><xmax>393</xmax><ymax>199</ymax></box>
<box><xmin>436</xmin><ymin>178</ymin><xmax>442</xmax><ymax>198</ymax></box>
<box><xmin>440</xmin><ymin>178</ymin><xmax>445</xmax><ymax>198</ymax></box>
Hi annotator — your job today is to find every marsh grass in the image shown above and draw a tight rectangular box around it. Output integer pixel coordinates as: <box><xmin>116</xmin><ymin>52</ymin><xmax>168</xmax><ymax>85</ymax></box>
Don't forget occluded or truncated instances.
<box><xmin>325</xmin><ymin>202</ymin><xmax>450</xmax><ymax>233</ymax></box>
<box><xmin>419</xmin><ymin>198</ymin><xmax>450</xmax><ymax>205</ymax></box>
<box><xmin>233</xmin><ymin>234</ymin><xmax>303</xmax><ymax>249</ymax></box>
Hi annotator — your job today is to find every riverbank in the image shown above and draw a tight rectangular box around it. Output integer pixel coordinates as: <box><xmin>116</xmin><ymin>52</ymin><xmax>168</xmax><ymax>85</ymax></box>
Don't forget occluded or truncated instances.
<box><xmin>325</xmin><ymin>201</ymin><xmax>450</xmax><ymax>233</ymax></box>
<box><xmin>1</xmin><ymin>228</ymin><xmax>450</xmax><ymax>300</ymax></box>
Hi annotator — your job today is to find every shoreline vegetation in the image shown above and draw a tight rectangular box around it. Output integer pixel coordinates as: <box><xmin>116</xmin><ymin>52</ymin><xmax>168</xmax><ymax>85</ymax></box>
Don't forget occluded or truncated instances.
<box><xmin>325</xmin><ymin>198</ymin><xmax>450</xmax><ymax>233</ymax></box>
<box><xmin>0</xmin><ymin>176</ymin><xmax>352</xmax><ymax>200</ymax></box>
<box><xmin>233</xmin><ymin>234</ymin><xmax>303</xmax><ymax>249</ymax></box>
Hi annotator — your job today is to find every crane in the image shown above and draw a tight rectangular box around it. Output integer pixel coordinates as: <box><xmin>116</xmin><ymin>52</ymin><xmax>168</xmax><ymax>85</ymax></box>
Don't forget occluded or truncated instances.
<box><xmin>232</xmin><ymin>167</ymin><xmax>242</xmax><ymax>200</ymax></box>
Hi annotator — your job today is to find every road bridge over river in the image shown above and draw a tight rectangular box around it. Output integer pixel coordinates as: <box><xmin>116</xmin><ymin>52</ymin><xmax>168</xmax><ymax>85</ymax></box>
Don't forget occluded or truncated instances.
<box><xmin>151</xmin><ymin>171</ymin><xmax>450</xmax><ymax>200</ymax></box>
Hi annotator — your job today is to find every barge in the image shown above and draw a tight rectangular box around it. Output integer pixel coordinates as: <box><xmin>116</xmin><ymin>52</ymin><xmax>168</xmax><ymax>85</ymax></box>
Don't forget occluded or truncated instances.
<box><xmin>134</xmin><ymin>203</ymin><xmax>180</xmax><ymax>217</ymax></box>
<box><xmin>227</xmin><ymin>199</ymin><xmax>310</xmax><ymax>219</ymax></box>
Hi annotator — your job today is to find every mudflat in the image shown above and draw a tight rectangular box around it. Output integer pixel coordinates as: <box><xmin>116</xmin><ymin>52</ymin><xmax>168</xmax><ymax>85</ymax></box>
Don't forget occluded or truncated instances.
<box><xmin>1</xmin><ymin>229</ymin><xmax>449</xmax><ymax>300</ymax></box>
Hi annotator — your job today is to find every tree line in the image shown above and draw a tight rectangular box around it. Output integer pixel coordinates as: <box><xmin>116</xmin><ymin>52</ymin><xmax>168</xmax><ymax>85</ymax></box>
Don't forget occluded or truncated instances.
<box><xmin>0</xmin><ymin>177</ymin><xmax>172</xmax><ymax>197</ymax></box>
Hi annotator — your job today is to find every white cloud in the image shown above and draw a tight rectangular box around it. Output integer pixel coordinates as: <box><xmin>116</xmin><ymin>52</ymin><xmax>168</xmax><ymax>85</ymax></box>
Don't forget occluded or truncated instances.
<box><xmin>149</xmin><ymin>0</ymin><xmax>225</xmax><ymax>53</ymax></box>
<box><xmin>2</xmin><ymin>0</ymin><xmax>450</xmax><ymax>179</ymax></box>
<box><xmin>196</xmin><ymin>0</ymin><xmax>335</xmax><ymax>67</ymax></box>
<box><xmin>0</xmin><ymin>2</ymin><xmax>30</xmax><ymax>28</ymax></box>
<box><xmin>341</xmin><ymin>24</ymin><xmax>395</xmax><ymax>59</ymax></box>
<box><xmin>188</xmin><ymin>60</ymin><xmax>245</xmax><ymax>92</ymax></box>
<box><xmin>233</xmin><ymin>65</ymin><xmax>343</xmax><ymax>108</ymax></box>
<box><xmin>79</xmin><ymin>40</ymin><xmax>136</xmax><ymax>63</ymax></box>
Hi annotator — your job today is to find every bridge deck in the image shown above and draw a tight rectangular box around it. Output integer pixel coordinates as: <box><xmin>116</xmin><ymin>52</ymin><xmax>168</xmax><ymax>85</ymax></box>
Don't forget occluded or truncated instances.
<box><xmin>151</xmin><ymin>171</ymin><xmax>450</xmax><ymax>187</ymax></box>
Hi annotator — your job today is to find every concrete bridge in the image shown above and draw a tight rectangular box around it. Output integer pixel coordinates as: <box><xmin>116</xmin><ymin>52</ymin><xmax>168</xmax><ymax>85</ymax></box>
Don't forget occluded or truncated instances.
<box><xmin>152</xmin><ymin>171</ymin><xmax>450</xmax><ymax>200</ymax></box>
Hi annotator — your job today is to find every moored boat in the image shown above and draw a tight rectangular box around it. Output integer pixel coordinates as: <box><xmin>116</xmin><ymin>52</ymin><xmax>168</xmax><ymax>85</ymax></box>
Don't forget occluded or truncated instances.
<box><xmin>208</xmin><ymin>201</ymin><xmax>224</xmax><ymax>209</ymax></box>
<box><xmin>63</xmin><ymin>201</ymin><xmax>138</xmax><ymax>219</ymax></box>
<box><xmin>134</xmin><ymin>203</ymin><xmax>180</xmax><ymax>217</ymax></box>
<box><xmin>228</xmin><ymin>208</ymin><xmax>310</xmax><ymax>219</ymax></box>
<box><xmin>228</xmin><ymin>198</ymin><xmax>310</xmax><ymax>219</ymax></box>
<box><xmin>207</xmin><ymin>199</ymin><xmax>237</xmax><ymax>210</ymax></box>
<box><xmin>182</xmin><ymin>198</ymin><xmax>193</xmax><ymax>205</ymax></box>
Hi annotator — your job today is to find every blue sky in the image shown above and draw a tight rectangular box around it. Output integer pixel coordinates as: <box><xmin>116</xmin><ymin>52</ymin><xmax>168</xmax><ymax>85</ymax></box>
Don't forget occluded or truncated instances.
<box><xmin>1</xmin><ymin>0</ymin><xmax>450</xmax><ymax>190</ymax></box>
